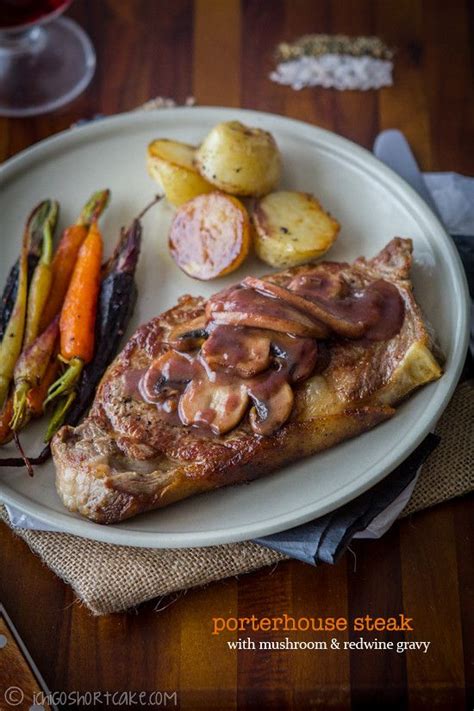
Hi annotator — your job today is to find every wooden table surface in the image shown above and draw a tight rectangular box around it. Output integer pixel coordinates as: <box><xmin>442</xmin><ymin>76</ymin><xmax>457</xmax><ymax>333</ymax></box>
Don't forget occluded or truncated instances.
<box><xmin>0</xmin><ymin>1</ymin><xmax>473</xmax><ymax>709</ymax></box>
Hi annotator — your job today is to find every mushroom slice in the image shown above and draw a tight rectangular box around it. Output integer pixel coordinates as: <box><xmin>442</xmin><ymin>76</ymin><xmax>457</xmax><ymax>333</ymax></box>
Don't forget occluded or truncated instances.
<box><xmin>243</xmin><ymin>276</ymin><xmax>364</xmax><ymax>339</ymax></box>
<box><xmin>207</xmin><ymin>284</ymin><xmax>329</xmax><ymax>338</ymax></box>
<box><xmin>271</xmin><ymin>334</ymin><xmax>318</xmax><ymax>383</ymax></box>
<box><xmin>209</xmin><ymin>310</ymin><xmax>324</xmax><ymax>338</ymax></box>
<box><xmin>140</xmin><ymin>350</ymin><xmax>195</xmax><ymax>403</ymax></box>
<box><xmin>167</xmin><ymin>315</ymin><xmax>208</xmax><ymax>351</ymax></box>
<box><xmin>248</xmin><ymin>372</ymin><xmax>294</xmax><ymax>436</ymax></box>
<box><xmin>178</xmin><ymin>376</ymin><xmax>249</xmax><ymax>434</ymax></box>
<box><xmin>201</xmin><ymin>325</ymin><xmax>271</xmax><ymax>378</ymax></box>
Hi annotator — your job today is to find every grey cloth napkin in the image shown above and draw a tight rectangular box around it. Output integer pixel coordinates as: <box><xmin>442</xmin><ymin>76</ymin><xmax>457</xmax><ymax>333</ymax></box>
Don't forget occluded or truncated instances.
<box><xmin>255</xmin><ymin>434</ymin><xmax>439</xmax><ymax>563</ymax></box>
<box><xmin>254</xmin><ymin>170</ymin><xmax>473</xmax><ymax>565</ymax></box>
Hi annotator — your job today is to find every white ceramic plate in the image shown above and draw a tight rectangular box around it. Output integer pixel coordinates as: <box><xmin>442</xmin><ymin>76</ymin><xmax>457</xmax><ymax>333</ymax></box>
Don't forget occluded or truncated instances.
<box><xmin>0</xmin><ymin>107</ymin><xmax>469</xmax><ymax>547</ymax></box>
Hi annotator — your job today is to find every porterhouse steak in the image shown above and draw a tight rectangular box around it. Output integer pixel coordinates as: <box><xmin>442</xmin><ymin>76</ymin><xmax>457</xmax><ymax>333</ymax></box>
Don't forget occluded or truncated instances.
<box><xmin>52</xmin><ymin>238</ymin><xmax>442</xmax><ymax>524</ymax></box>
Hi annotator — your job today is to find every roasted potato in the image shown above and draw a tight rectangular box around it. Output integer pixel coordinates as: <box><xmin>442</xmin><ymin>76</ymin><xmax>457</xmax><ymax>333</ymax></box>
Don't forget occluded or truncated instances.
<box><xmin>251</xmin><ymin>191</ymin><xmax>340</xmax><ymax>268</ymax></box>
<box><xmin>195</xmin><ymin>121</ymin><xmax>281</xmax><ymax>197</ymax></box>
<box><xmin>147</xmin><ymin>139</ymin><xmax>214</xmax><ymax>206</ymax></box>
<box><xmin>169</xmin><ymin>192</ymin><xmax>251</xmax><ymax>280</ymax></box>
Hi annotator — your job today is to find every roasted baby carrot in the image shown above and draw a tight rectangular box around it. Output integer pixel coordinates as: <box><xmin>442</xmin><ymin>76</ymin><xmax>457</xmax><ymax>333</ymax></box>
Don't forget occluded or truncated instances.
<box><xmin>10</xmin><ymin>316</ymin><xmax>59</xmax><ymax>431</ymax></box>
<box><xmin>0</xmin><ymin>201</ymin><xmax>52</xmax><ymax>409</ymax></box>
<box><xmin>45</xmin><ymin>220</ymin><xmax>103</xmax><ymax>407</ymax></box>
<box><xmin>23</xmin><ymin>201</ymin><xmax>59</xmax><ymax>348</ymax></box>
<box><xmin>0</xmin><ymin>234</ymin><xmax>44</xmax><ymax>341</ymax></box>
<box><xmin>39</xmin><ymin>190</ymin><xmax>110</xmax><ymax>331</ymax></box>
<box><xmin>45</xmin><ymin>217</ymin><xmax>143</xmax><ymax>441</ymax></box>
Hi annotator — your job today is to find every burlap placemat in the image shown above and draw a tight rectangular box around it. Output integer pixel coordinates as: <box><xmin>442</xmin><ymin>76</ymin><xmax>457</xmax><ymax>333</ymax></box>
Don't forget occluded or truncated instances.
<box><xmin>1</xmin><ymin>381</ymin><xmax>472</xmax><ymax>615</ymax></box>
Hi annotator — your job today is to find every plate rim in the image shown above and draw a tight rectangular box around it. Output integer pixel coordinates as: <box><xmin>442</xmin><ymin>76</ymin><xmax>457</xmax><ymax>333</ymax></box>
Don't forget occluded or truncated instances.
<box><xmin>0</xmin><ymin>106</ymin><xmax>470</xmax><ymax>548</ymax></box>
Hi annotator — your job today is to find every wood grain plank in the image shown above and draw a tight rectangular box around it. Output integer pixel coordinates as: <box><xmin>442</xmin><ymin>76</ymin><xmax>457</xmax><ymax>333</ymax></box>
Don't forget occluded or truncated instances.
<box><xmin>237</xmin><ymin>561</ymin><xmax>293</xmax><ymax>709</ymax></box>
<box><xmin>400</xmin><ymin>505</ymin><xmax>466</xmax><ymax>709</ymax></box>
<box><xmin>291</xmin><ymin>560</ymin><xmax>351</xmax><ymax>710</ymax></box>
<box><xmin>179</xmin><ymin>579</ymin><xmax>237</xmax><ymax>710</ymax></box>
<box><xmin>61</xmin><ymin>596</ymin><xmax>182</xmax><ymax>694</ymax></box>
<box><xmin>328</xmin><ymin>0</ymin><xmax>378</xmax><ymax>147</ymax></box>
<box><xmin>0</xmin><ymin>522</ymin><xmax>69</xmax><ymax>694</ymax></box>
<box><xmin>347</xmin><ymin>525</ymin><xmax>408</xmax><ymax>710</ymax></box>
<box><xmin>454</xmin><ymin>495</ymin><xmax>474</xmax><ymax>710</ymax></box>
<box><xmin>376</xmin><ymin>0</ymin><xmax>433</xmax><ymax>168</ymax></box>
<box><xmin>422</xmin><ymin>0</ymin><xmax>474</xmax><ymax>173</ymax></box>
<box><xmin>281</xmin><ymin>0</ymin><xmax>334</xmax><ymax>131</ymax></box>
<box><xmin>241</xmin><ymin>0</ymin><xmax>286</xmax><ymax>114</ymax></box>
<box><xmin>0</xmin><ymin>120</ymin><xmax>9</xmax><ymax>162</ymax></box>
<box><xmin>193</xmin><ymin>0</ymin><xmax>241</xmax><ymax>106</ymax></box>
<box><xmin>0</xmin><ymin>614</ymin><xmax>52</xmax><ymax>710</ymax></box>
<box><xmin>90</xmin><ymin>0</ymin><xmax>194</xmax><ymax>114</ymax></box>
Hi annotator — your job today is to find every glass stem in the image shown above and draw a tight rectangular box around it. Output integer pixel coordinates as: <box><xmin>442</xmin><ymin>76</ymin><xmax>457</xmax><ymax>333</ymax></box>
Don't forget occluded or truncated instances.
<box><xmin>0</xmin><ymin>26</ymin><xmax>44</xmax><ymax>55</ymax></box>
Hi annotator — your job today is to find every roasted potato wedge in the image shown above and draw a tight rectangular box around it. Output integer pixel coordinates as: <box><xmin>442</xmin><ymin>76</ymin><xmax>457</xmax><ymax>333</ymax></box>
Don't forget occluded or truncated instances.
<box><xmin>169</xmin><ymin>192</ymin><xmax>251</xmax><ymax>280</ymax></box>
<box><xmin>195</xmin><ymin>121</ymin><xmax>281</xmax><ymax>197</ymax></box>
<box><xmin>251</xmin><ymin>191</ymin><xmax>340</xmax><ymax>268</ymax></box>
<box><xmin>147</xmin><ymin>139</ymin><xmax>214</xmax><ymax>206</ymax></box>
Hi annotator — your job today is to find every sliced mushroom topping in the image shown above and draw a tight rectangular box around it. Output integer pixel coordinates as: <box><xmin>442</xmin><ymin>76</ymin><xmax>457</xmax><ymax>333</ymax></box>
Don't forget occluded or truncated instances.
<box><xmin>242</xmin><ymin>276</ymin><xmax>365</xmax><ymax>339</ymax></box>
<box><xmin>289</xmin><ymin>275</ymin><xmax>405</xmax><ymax>342</ymax></box>
<box><xmin>271</xmin><ymin>333</ymin><xmax>318</xmax><ymax>383</ymax></box>
<box><xmin>140</xmin><ymin>350</ymin><xmax>195</xmax><ymax>404</ymax></box>
<box><xmin>288</xmin><ymin>270</ymin><xmax>349</xmax><ymax>300</ymax></box>
<box><xmin>359</xmin><ymin>280</ymin><xmax>405</xmax><ymax>340</ymax></box>
<box><xmin>207</xmin><ymin>284</ymin><xmax>328</xmax><ymax>338</ymax></box>
<box><xmin>167</xmin><ymin>315</ymin><xmax>208</xmax><ymax>351</ymax></box>
<box><xmin>248</xmin><ymin>371</ymin><xmax>294</xmax><ymax>436</ymax></box>
<box><xmin>178</xmin><ymin>375</ymin><xmax>249</xmax><ymax>435</ymax></box>
<box><xmin>201</xmin><ymin>325</ymin><xmax>271</xmax><ymax>378</ymax></box>
<box><xmin>137</xmin><ymin>266</ymin><xmax>404</xmax><ymax>437</ymax></box>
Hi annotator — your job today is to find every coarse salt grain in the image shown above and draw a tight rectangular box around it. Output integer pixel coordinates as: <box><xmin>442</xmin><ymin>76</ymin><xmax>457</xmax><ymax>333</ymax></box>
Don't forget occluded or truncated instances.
<box><xmin>270</xmin><ymin>54</ymin><xmax>393</xmax><ymax>91</ymax></box>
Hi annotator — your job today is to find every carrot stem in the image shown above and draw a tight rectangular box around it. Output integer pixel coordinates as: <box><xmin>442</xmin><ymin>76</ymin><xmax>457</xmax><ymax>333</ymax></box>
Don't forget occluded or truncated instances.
<box><xmin>10</xmin><ymin>382</ymin><xmax>29</xmax><ymax>431</ymax></box>
<box><xmin>44</xmin><ymin>356</ymin><xmax>83</xmax><ymax>405</ymax></box>
<box><xmin>13</xmin><ymin>432</ymin><xmax>34</xmax><ymax>477</ymax></box>
<box><xmin>77</xmin><ymin>189</ymin><xmax>110</xmax><ymax>227</ymax></box>
<box><xmin>44</xmin><ymin>390</ymin><xmax>76</xmax><ymax>442</ymax></box>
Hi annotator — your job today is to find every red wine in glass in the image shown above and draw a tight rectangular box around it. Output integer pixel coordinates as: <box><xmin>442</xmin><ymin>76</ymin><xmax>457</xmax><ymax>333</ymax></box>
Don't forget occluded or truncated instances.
<box><xmin>0</xmin><ymin>0</ymin><xmax>69</xmax><ymax>29</ymax></box>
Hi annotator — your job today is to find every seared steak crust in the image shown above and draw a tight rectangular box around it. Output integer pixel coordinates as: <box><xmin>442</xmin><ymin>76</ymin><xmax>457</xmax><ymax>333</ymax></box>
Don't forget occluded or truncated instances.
<box><xmin>52</xmin><ymin>238</ymin><xmax>442</xmax><ymax>524</ymax></box>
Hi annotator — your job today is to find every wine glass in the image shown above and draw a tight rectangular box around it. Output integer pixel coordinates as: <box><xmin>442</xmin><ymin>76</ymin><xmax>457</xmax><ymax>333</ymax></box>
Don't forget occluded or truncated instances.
<box><xmin>0</xmin><ymin>0</ymin><xmax>95</xmax><ymax>117</ymax></box>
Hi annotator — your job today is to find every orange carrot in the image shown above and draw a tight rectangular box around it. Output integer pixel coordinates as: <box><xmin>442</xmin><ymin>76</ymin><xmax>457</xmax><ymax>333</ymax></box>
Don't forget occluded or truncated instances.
<box><xmin>45</xmin><ymin>221</ymin><xmax>103</xmax><ymax>406</ymax></box>
<box><xmin>38</xmin><ymin>224</ymin><xmax>88</xmax><ymax>331</ymax></box>
<box><xmin>60</xmin><ymin>220</ymin><xmax>103</xmax><ymax>362</ymax></box>
<box><xmin>39</xmin><ymin>190</ymin><xmax>109</xmax><ymax>331</ymax></box>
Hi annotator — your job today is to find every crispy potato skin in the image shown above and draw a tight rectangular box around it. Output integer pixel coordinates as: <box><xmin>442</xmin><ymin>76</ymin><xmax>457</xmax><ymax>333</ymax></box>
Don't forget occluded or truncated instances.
<box><xmin>252</xmin><ymin>191</ymin><xmax>340</xmax><ymax>268</ymax></box>
<box><xmin>169</xmin><ymin>191</ymin><xmax>251</xmax><ymax>280</ymax></box>
<box><xmin>147</xmin><ymin>139</ymin><xmax>214</xmax><ymax>206</ymax></box>
<box><xmin>195</xmin><ymin>121</ymin><xmax>282</xmax><ymax>197</ymax></box>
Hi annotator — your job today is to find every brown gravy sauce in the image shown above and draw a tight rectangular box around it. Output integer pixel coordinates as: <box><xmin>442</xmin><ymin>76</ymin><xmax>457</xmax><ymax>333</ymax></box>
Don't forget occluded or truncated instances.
<box><xmin>127</xmin><ymin>272</ymin><xmax>405</xmax><ymax>435</ymax></box>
